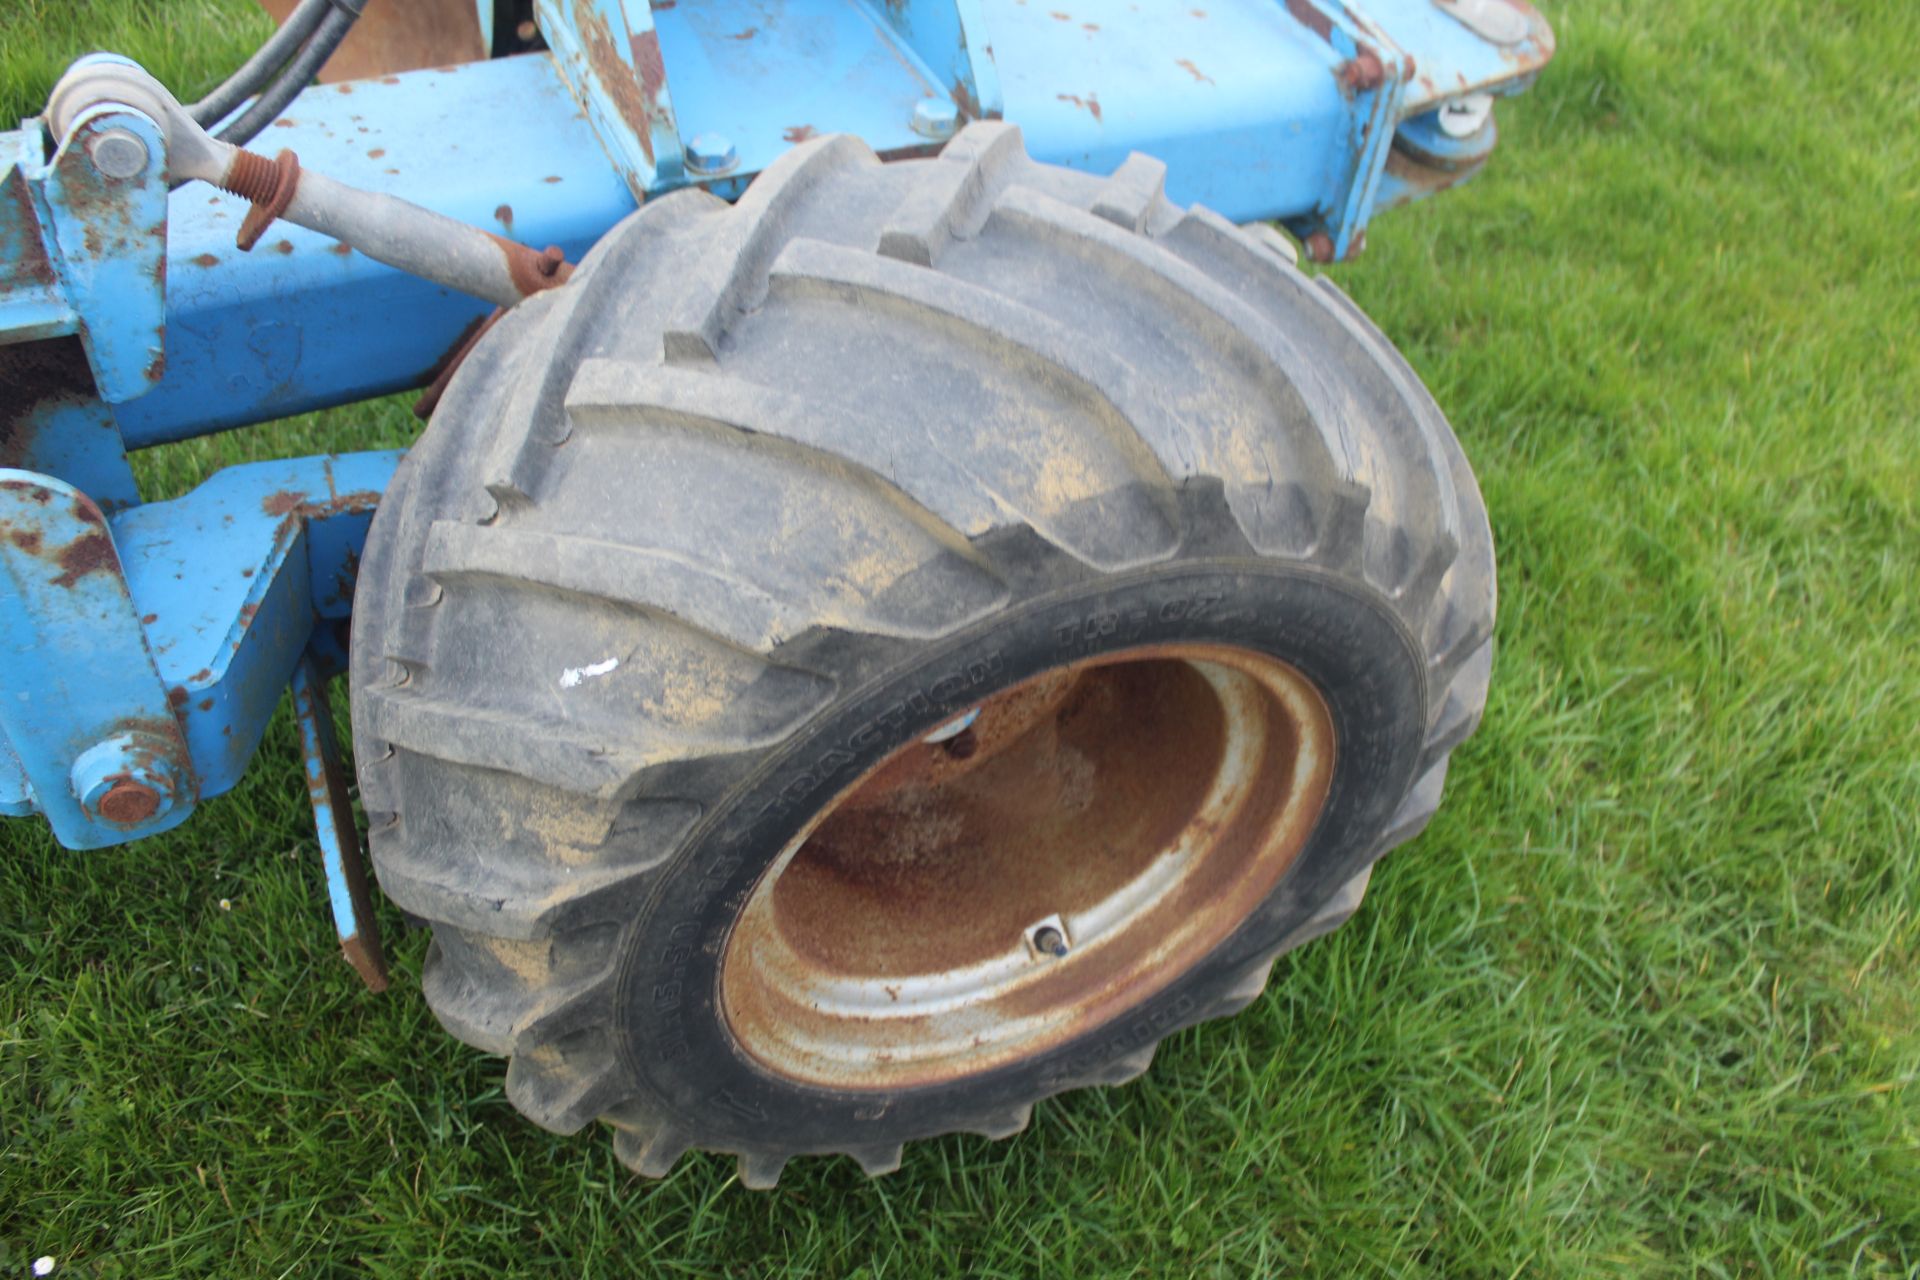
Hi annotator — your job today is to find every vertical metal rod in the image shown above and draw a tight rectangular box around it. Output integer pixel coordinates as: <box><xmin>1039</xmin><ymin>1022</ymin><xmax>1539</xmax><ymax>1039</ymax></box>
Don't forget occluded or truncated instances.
<box><xmin>290</xmin><ymin>655</ymin><xmax>389</xmax><ymax>992</ymax></box>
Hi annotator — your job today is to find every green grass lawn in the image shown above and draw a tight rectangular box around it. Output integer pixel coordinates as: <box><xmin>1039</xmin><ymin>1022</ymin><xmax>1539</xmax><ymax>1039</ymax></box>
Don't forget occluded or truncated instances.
<box><xmin>3</xmin><ymin>0</ymin><xmax>1917</xmax><ymax>1274</ymax></box>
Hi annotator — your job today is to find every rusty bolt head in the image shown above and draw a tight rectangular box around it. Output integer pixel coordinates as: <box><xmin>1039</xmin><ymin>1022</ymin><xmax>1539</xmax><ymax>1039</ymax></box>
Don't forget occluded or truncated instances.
<box><xmin>71</xmin><ymin>731</ymin><xmax>182</xmax><ymax>828</ymax></box>
<box><xmin>97</xmin><ymin>778</ymin><xmax>161</xmax><ymax>824</ymax></box>
<box><xmin>1341</xmin><ymin>50</ymin><xmax>1385</xmax><ymax>94</ymax></box>
<box><xmin>87</xmin><ymin>128</ymin><xmax>149</xmax><ymax>180</ymax></box>
<box><xmin>1304</xmin><ymin>231</ymin><xmax>1336</xmax><ymax>264</ymax></box>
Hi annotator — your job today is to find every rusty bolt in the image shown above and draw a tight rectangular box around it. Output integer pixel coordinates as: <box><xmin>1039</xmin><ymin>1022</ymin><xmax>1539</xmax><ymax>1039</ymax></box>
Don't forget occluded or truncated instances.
<box><xmin>71</xmin><ymin>731</ymin><xmax>182</xmax><ymax>828</ymax></box>
<box><xmin>97</xmin><ymin>778</ymin><xmax>161</xmax><ymax>824</ymax></box>
<box><xmin>1304</xmin><ymin>231</ymin><xmax>1336</xmax><ymax>263</ymax></box>
<box><xmin>222</xmin><ymin>148</ymin><xmax>302</xmax><ymax>253</ymax></box>
<box><xmin>1340</xmin><ymin>49</ymin><xmax>1385</xmax><ymax>93</ymax></box>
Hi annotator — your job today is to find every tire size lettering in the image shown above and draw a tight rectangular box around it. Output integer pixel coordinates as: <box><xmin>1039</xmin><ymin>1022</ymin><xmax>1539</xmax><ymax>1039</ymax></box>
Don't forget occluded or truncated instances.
<box><xmin>1051</xmin><ymin>594</ymin><xmax>1222</xmax><ymax>653</ymax></box>
<box><xmin>708</xmin><ymin>1088</ymin><xmax>766</xmax><ymax>1122</ymax></box>
<box><xmin>652</xmin><ymin>920</ymin><xmax>706</xmax><ymax>1061</ymax></box>
<box><xmin>1037</xmin><ymin>993</ymin><xmax>1197</xmax><ymax>1088</ymax></box>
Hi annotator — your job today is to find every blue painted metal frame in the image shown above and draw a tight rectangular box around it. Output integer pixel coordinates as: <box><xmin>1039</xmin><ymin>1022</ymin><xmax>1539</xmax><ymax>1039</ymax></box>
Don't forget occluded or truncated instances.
<box><xmin>0</xmin><ymin>452</ymin><xmax>398</xmax><ymax>841</ymax></box>
<box><xmin>0</xmin><ymin>0</ymin><xmax>1552</xmax><ymax>856</ymax></box>
<box><xmin>3</xmin><ymin>0</ymin><xmax>1554</xmax><ymax>449</ymax></box>
<box><xmin>122</xmin><ymin>57</ymin><xmax>636</xmax><ymax>446</ymax></box>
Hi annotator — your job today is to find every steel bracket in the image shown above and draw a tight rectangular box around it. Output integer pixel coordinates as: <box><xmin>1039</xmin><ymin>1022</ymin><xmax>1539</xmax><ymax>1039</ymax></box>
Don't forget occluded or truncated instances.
<box><xmin>1</xmin><ymin>69</ymin><xmax>172</xmax><ymax>406</ymax></box>
<box><xmin>535</xmin><ymin>0</ymin><xmax>686</xmax><ymax>197</ymax></box>
<box><xmin>0</xmin><ymin>451</ymin><xmax>398</xmax><ymax>849</ymax></box>
<box><xmin>0</xmin><ymin>468</ymin><xmax>195</xmax><ymax>845</ymax></box>
<box><xmin>1273</xmin><ymin>0</ymin><xmax>1410</xmax><ymax>262</ymax></box>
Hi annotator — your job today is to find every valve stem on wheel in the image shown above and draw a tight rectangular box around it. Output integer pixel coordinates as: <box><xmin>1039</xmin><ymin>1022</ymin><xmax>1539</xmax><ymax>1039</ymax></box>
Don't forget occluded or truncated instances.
<box><xmin>1028</xmin><ymin>922</ymin><xmax>1070</xmax><ymax>959</ymax></box>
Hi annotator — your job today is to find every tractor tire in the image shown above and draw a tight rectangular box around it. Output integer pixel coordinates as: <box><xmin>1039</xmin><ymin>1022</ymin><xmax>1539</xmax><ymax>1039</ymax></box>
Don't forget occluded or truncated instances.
<box><xmin>349</xmin><ymin>125</ymin><xmax>1494</xmax><ymax>1188</ymax></box>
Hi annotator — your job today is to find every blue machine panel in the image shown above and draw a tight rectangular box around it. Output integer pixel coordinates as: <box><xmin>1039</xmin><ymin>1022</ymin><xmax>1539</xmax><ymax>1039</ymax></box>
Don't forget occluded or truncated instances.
<box><xmin>981</xmin><ymin>0</ymin><xmax>1352</xmax><ymax>221</ymax></box>
<box><xmin>650</xmin><ymin>0</ymin><xmax>948</xmax><ymax>184</ymax></box>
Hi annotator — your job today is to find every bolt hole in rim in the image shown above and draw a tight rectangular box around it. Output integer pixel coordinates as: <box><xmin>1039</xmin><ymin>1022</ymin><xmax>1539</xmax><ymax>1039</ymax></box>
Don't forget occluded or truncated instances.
<box><xmin>720</xmin><ymin>644</ymin><xmax>1336</xmax><ymax>1090</ymax></box>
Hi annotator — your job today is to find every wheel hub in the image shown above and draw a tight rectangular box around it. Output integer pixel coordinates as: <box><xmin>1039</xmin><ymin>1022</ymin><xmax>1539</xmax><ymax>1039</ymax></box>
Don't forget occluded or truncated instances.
<box><xmin>720</xmin><ymin>644</ymin><xmax>1336</xmax><ymax>1089</ymax></box>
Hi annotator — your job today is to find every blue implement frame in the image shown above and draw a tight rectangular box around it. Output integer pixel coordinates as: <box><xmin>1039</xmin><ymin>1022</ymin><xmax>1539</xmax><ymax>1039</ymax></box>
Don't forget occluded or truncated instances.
<box><xmin>0</xmin><ymin>0</ymin><xmax>1551</xmax><ymax>970</ymax></box>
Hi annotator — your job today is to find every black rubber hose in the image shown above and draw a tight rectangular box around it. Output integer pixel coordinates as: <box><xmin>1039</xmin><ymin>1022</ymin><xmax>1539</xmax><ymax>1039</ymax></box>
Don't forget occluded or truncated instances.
<box><xmin>215</xmin><ymin>3</ymin><xmax>360</xmax><ymax>147</ymax></box>
<box><xmin>189</xmin><ymin>0</ymin><xmax>332</xmax><ymax>126</ymax></box>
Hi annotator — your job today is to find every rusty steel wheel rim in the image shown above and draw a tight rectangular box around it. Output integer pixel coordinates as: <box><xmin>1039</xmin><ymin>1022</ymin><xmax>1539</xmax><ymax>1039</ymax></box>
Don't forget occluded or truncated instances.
<box><xmin>719</xmin><ymin>644</ymin><xmax>1337</xmax><ymax>1090</ymax></box>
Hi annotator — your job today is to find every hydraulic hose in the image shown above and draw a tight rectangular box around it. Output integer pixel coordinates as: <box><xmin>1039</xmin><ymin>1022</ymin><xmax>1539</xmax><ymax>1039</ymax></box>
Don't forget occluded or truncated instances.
<box><xmin>215</xmin><ymin>2</ymin><xmax>362</xmax><ymax>147</ymax></box>
<box><xmin>187</xmin><ymin>0</ymin><xmax>330</xmax><ymax>126</ymax></box>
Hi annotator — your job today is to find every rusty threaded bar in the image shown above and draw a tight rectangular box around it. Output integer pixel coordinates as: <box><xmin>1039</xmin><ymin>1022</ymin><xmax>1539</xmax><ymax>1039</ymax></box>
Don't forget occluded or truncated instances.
<box><xmin>217</xmin><ymin>148</ymin><xmax>301</xmax><ymax>251</ymax></box>
<box><xmin>221</xmin><ymin>148</ymin><xmax>280</xmax><ymax>203</ymax></box>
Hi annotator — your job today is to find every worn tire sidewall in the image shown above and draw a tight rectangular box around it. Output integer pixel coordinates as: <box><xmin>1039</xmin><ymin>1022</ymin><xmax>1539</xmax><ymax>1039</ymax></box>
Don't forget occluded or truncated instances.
<box><xmin>613</xmin><ymin>558</ymin><xmax>1426</xmax><ymax>1149</ymax></box>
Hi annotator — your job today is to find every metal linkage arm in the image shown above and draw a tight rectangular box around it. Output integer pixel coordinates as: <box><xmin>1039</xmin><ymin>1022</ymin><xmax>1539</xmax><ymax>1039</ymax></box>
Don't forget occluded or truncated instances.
<box><xmin>47</xmin><ymin>57</ymin><xmax>572</xmax><ymax>311</ymax></box>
